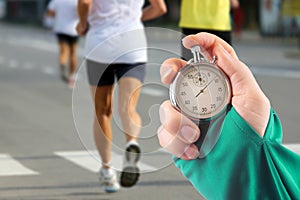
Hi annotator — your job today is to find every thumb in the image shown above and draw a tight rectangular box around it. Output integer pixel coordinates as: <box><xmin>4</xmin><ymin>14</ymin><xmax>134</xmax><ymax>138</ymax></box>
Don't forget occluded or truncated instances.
<box><xmin>214</xmin><ymin>44</ymin><xmax>257</xmax><ymax>96</ymax></box>
<box><xmin>214</xmin><ymin>44</ymin><xmax>243</xmax><ymax>79</ymax></box>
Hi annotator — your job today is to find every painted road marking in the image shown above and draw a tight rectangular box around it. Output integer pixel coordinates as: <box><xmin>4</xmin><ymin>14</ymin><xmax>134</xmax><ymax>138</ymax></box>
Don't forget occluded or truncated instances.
<box><xmin>42</xmin><ymin>66</ymin><xmax>56</xmax><ymax>75</ymax></box>
<box><xmin>283</xmin><ymin>144</ymin><xmax>300</xmax><ymax>155</ymax></box>
<box><xmin>0</xmin><ymin>154</ymin><xmax>39</xmax><ymax>176</ymax></box>
<box><xmin>7</xmin><ymin>37</ymin><xmax>85</xmax><ymax>56</ymax></box>
<box><xmin>0</xmin><ymin>144</ymin><xmax>299</xmax><ymax>177</ymax></box>
<box><xmin>54</xmin><ymin>150</ymin><xmax>157</xmax><ymax>173</ymax></box>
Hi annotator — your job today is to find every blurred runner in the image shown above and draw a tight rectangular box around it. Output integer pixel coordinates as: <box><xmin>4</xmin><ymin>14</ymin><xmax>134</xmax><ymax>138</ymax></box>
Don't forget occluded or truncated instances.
<box><xmin>76</xmin><ymin>0</ymin><xmax>166</xmax><ymax>193</ymax></box>
<box><xmin>179</xmin><ymin>0</ymin><xmax>239</xmax><ymax>60</ymax></box>
<box><xmin>45</xmin><ymin>0</ymin><xmax>79</xmax><ymax>88</ymax></box>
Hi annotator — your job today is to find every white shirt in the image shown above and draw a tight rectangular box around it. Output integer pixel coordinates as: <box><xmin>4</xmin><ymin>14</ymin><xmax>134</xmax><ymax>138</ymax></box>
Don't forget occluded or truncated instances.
<box><xmin>47</xmin><ymin>0</ymin><xmax>78</xmax><ymax>36</ymax></box>
<box><xmin>85</xmin><ymin>0</ymin><xmax>147</xmax><ymax>63</ymax></box>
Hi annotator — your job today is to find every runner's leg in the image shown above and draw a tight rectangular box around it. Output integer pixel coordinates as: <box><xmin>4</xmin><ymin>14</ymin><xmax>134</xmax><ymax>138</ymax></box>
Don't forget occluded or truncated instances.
<box><xmin>90</xmin><ymin>85</ymin><xmax>114</xmax><ymax>169</ymax></box>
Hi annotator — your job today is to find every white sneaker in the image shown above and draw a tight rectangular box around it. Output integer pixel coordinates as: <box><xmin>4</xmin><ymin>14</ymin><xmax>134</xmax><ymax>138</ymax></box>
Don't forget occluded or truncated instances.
<box><xmin>99</xmin><ymin>168</ymin><xmax>120</xmax><ymax>193</ymax></box>
<box><xmin>67</xmin><ymin>73</ymin><xmax>76</xmax><ymax>89</ymax></box>
<box><xmin>120</xmin><ymin>141</ymin><xmax>141</xmax><ymax>187</ymax></box>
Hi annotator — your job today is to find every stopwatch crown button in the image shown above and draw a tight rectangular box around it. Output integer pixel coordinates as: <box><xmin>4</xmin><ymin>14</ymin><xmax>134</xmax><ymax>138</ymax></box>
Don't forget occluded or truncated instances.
<box><xmin>191</xmin><ymin>45</ymin><xmax>201</xmax><ymax>54</ymax></box>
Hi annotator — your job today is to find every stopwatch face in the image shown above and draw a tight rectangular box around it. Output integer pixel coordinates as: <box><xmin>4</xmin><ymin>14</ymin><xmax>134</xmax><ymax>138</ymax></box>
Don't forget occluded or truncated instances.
<box><xmin>170</xmin><ymin>63</ymin><xmax>231</xmax><ymax>120</ymax></box>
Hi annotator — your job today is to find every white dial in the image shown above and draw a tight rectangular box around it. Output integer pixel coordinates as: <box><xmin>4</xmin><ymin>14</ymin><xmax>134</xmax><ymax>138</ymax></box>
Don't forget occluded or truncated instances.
<box><xmin>170</xmin><ymin>62</ymin><xmax>231</xmax><ymax>120</ymax></box>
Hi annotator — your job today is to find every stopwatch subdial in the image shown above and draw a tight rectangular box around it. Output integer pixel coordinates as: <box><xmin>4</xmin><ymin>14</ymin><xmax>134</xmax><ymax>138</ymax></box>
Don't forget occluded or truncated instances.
<box><xmin>193</xmin><ymin>72</ymin><xmax>208</xmax><ymax>87</ymax></box>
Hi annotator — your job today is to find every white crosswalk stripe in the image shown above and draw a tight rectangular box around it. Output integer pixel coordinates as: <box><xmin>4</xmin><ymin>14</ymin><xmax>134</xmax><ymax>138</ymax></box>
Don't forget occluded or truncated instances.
<box><xmin>42</xmin><ymin>66</ymin><xmax>57</xmax><ymax>75</ymax></box>
<box><xmin>283</xmin><ymin>144</ymin><xmax>300</xmax><ymax>155</ymax></box>
<box><xmin>0</xmin><ymin>144</ymin><xmax>299</xmax><ymax>177</ymax></box>
<box><xmin>54</xmin><ymin>150</ymin><xmax>157</xmax><ymax>173</ymax></box>
<box><xmin>0</xmin><ymin>56</ymin><xmax>57</xmax><ymax>75</ymax></box>
<box><xmin>0</xmin><ymin>154</ymin><xmax>39</xmax><ymax>176</ymax></box>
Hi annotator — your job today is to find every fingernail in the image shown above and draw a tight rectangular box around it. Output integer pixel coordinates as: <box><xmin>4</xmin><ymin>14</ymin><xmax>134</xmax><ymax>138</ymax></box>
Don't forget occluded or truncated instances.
<box><xmin>180</xmin><ymin>126</ymin><xmax>198</xmax><ymax>143</ymax></box>
<box><xmin>184</xmin><ymin>146</ymin><xmax>199</xmax><ymax>159</ymax></box>
<box><xmin>181</xmin><ymin>37</ymin><xmax>188</xmax><ymax>46</ymax></box>
<box><xmin>181</xmin><ymin>35</ymin><xmax>192</xmax><ymax>45</ymax></box>
<box><xmin>161</xmin><ymin>67</ymin><xmax>175</xmax><ymax>82</ymax></box>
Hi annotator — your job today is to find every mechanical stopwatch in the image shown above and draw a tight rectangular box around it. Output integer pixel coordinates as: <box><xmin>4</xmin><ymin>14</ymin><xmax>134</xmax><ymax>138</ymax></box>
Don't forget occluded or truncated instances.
<box><xmin>169</xmin><ymin>46</ymin><xmax>232</xmax><ymax>157</ymax></box>
<box><xmin>170</xmin><ymin>45</ymin><xmax>231</xmax><ymax>121</ymax></box>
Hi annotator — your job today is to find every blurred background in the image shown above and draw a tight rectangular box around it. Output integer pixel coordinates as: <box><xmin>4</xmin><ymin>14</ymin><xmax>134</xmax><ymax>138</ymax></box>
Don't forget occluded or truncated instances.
<box><xmin>0</xmin><ymin>0</ymin><xmax>300</xmax><ymax>36</ymax></box>
<box><xmin>1</xmin><ymin>0</ymin><xmax>300</xmax><ymax>36</ymax></box>
<box><xmin>0</xmin><ymin>0</ymin><xmax>299</xmax><ymax>200</ymax></box>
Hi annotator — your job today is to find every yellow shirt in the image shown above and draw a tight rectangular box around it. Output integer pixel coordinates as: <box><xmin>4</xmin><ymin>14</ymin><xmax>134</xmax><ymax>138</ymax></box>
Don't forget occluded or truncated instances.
<box><xmin>281</xmin><ymin>0</ymin><xmax>300</xmax><ymax>17</ymax></box>
<box><xmin>179</xmin><ymin>0</ymin><xmax>231</xmax><ymax>31</ymax></box>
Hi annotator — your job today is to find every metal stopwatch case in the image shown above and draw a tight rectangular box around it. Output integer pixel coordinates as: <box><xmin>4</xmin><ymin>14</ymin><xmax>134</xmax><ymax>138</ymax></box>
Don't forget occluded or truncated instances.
<box><xmin>170</xmin><ymin>46</ymin><xmax>232</xmax><ymax>122</ymax></box>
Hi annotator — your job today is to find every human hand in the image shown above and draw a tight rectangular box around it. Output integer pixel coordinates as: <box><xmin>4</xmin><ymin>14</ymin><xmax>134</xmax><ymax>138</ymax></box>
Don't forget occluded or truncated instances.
<box><xmin>157</xmin><ymin>32</ymin><xmax>270</xmax><ymax>160</ymax></box>
<box><xmin>76</xmin><ymin>21</ymin><xmax>89</xmax><ymax>36</ymax></box>
<box><xmin>230</xmin><ymin>0</ymin><xmax>240</xmax><ymax>9</ymax></box>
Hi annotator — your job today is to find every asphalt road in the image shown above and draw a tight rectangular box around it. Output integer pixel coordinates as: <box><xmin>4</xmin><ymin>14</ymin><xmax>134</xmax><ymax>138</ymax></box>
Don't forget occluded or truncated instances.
<box><xmin>0</xmin><ymin>23</ymin><xmax>299</xmax><ymax>200</ymax></box>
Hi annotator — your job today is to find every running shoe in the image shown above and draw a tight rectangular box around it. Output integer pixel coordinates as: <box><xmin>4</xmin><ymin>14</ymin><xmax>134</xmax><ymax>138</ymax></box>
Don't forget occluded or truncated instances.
<box><xmin>99</xmin><ymin>168</ymin><xmax>120</xmax><ymax>193</ymax></box>
<box><xmin>68</xmin><ymin>73</ymin><xmax>76</xmax><ymax>89</ymax></box>
<box><xmin>60</xmin><ymin>65</ymin><xmax>68</xmax><ymax>82</ymax></box>
<box><xmin>120</xmin><ymin>142</ymin><xmax>141</xmax><ymax>187</ymax></box>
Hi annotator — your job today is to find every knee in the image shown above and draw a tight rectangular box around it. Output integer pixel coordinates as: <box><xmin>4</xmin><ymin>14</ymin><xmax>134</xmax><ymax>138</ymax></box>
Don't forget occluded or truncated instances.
<box><xmin>118</xmin><ymin>103</ymin><xmax>138</xmax><ymax>118</ymax></box>
<box><xmin>95</xmin><ymin>103</ymin><xmax>112</xmax><ymax>120</ymax></box>
<box><xmin>118</xmin><ymin>104</ymin><xmax>128</xmax><ymax>117</ymax></box>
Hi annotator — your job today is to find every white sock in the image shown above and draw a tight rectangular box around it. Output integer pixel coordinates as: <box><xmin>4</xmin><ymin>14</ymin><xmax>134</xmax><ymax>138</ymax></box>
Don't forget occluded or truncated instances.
<box><xmin>126</xmin><ymin>140</ymin><xmax>139</xmax><ymax>148</ymax></box>
<box><xmin>101</xmin><ymin>167</ymin><xmax>114</xmax><ymax>176</ymax></box>
<box><xmin>102</xmin><ymin>161</ymin><xmax>111</xmax><ymax>168</ymax></box>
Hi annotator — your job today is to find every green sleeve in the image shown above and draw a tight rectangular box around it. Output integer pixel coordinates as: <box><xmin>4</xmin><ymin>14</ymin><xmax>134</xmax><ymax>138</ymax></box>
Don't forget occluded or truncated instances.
<box><xmin>174</xmin><ymin>107</ymin><xmax>300</xmax><ymax>199</ymax></box>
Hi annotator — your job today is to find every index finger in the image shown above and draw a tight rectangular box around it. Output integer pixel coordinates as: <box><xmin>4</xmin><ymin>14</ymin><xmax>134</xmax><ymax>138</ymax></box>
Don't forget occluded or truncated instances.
<box><xmin>182</xmin><ymin>32</ymin><xmax>248</xmax><ymax>81</ymax></box>
<box><xmin>160</xmin><ymin>58</ymin><xmax>187</xmax><ymax>84</ymax></box>
<box><xmin>182</xmin><ymin>32</ymin><xmax>239</xmax><ymax>60</ymax></box>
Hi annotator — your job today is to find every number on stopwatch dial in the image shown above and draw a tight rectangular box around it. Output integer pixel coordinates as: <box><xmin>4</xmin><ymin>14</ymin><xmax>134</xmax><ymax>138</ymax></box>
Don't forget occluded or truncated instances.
<box><xmin>170</xmin><ymin>63</ymin><xmax>231</xmax><ymax>120</ymax></box>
